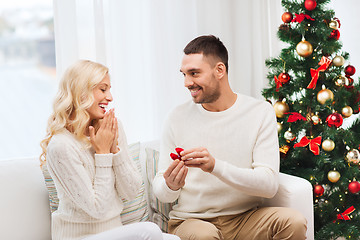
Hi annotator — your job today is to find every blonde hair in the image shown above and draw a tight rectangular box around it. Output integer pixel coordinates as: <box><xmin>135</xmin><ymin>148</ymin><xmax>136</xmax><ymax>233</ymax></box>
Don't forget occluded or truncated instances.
<box><xmin>40</xmin><ymin>60</ymin><xmax>109</xmax><ymax>165</ymax></box>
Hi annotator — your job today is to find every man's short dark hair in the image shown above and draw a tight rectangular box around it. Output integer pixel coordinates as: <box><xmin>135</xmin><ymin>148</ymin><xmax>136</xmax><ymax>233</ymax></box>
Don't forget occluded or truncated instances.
<box><xmin>184</xmin><ymin>35</ymin><xmax>228</xmax><ymax>72</ymax></box>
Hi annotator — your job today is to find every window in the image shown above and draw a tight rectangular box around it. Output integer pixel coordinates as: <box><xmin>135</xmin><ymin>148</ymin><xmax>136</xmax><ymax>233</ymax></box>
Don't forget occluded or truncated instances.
<box><xmin>0</xmin><ymin>0</ymin><xmax>56</xmax><ymax>160</ymax></box>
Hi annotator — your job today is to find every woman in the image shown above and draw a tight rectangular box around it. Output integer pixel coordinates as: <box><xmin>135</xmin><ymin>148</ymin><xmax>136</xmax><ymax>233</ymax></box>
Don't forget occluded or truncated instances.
<box><xmin>40</xmin><ymin>60</ymin><xmax>179</xmax><ymax>240</ymax></box>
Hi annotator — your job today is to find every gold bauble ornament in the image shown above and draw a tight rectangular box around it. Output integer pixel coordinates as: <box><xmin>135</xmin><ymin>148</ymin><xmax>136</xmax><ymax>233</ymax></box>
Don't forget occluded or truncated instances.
<box><xmin>277</xmin><ymin>122</ymin><xmax>283</xmax><ymax>133</ymax></box>
<box><xmin>296</xmin><ymin>40</ymin><xmax>313</xmax><ymax>57</ymax></box>
<box><xmin>341</xmin><ymin>106</ymin><xmax>353</xmax><ymax>118</ymax></box>
<box><xmin>332</xmin><ymin>55</ymin><xmax>345</xmax><ymax>67</ymax></box>
<box><xmin>346</xmin><ymin>149</ymin><xmax>360</xmax><ymax>164</ymax></box>
<box><xmin>317</xmin><ymin>88</ymin><xmax>334</xmax><ymax>105</ymax></box>
<box><xmin>273</xmin><ymin>100</ymin><xmax>289</xmax><ymax>118</ymax></box>
<box><xmin>328</xmin><ymin>170</ymin><xmax>341</xmax><ymax>183</ymax></box>
<box><xmin>335</xmin><ymin>76</ymin><xmax>349</xmax><ymax>87</ymax></box>
<box><xmin>329</xmin><ymin>20</ymin><xmax>339</xmax><ymax>30</ymax></box>
<box><xmin>284</xmin><ymin>129</ymin><xmax>296</xmax><ymax>142</ymax></box>
<box><xmin>322</xmin><ymin>139</ymin><xmax>335</xmax><ymax>152</ymax></box>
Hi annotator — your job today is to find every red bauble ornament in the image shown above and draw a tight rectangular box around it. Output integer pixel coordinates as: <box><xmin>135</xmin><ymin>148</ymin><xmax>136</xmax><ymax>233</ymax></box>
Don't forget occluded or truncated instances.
<box><xmin>314</xmin><ymin>184</ymin><xmax>324</xmax><ymax>197</ymax></box>
<box><xmin>329</xmin><ymin>30</ymin><xmax>340</xmax><ymax>40</ymax></box>
<box><xmin>345</xmin><ymin>65</ymin><xmax>356</xmax><ymax>76</ymax></box>
<box><xmin>326</xmin><ymin>112</ymin><xmax>343</xmax><ymax>128</ymax></box>
<box><xmin>348</xmin><ymin>181</ymin><xmax>360</xmax><ymax>194</ymax></box>
<box><xmin>305</xmin><ymin>0</ymin><xmax>317</xmax><ymax>11</ymax></box>
<box><xmin>278</xmin><ymin>72</ymin><xmax>291</xmax><ymax>83</ymax></box>
<box><xmin>282</xmin><ymin>12</ymin><xmax>293</xmax><ymax>23</ymax></box>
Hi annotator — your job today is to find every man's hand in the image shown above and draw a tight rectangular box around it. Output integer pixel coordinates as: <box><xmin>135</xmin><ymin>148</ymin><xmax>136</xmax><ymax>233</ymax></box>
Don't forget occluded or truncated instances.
<box><xmin>163</xmin><ymin>160</ymin><xmax>188</xmax><ymax>191</ymax></box>
<box><xmin>181</xmin><ymin>147</ymin><xmax>215</xmax><ymax>173</ymax></box>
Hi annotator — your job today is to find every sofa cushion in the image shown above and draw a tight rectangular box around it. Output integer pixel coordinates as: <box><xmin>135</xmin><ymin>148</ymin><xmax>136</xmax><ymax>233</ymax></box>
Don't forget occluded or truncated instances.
<box><xmin>145</xmin><ymin>147</ymin><xmax>175</xmax><ymax>232</ymax></box>
<box><xmin>120</xmin><ymin>142</ymin><xmax>149</xmax><ymax>224</ymax></box>
<box><xmin>41</xmin><ymin>142</ymin><xmax>149</xmax><ymax>224</ymax></box>
<box><xmin>42</xmin><ymin>163</ymin><xmax>59</xmax><ymax>213</ymax></box>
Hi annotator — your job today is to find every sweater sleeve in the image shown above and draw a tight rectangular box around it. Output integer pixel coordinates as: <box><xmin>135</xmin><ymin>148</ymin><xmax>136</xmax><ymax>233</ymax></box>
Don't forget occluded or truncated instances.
<box><xmin>112</xmin><ymin>120</ymin><xmax>142</xmax><ymax>201</ymax></box>
<box><xmin>47</xmin><ymin>139</ymin><xmax>114</xmax><ymax>220</ymax></box>
<box><xmin>152</xmin><ymin>113</ymin><xmax>181</xmax><ymax>203</ymax></box>
<box><xmin>211</xmin><ymin>104</ymin><xmax>280</xmax><ymax>198</ymax></box>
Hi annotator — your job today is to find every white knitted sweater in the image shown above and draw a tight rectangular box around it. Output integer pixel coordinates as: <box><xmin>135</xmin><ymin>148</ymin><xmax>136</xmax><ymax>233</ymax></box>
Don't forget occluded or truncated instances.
<box><xmin>153</xmin><ymin>93</ymin><xmax>280</xmax><ymax>220</ymax></box>
<box><xmin>46</xmin><ymin>122</ymin><xmax>142</xmax><ymax>240</ymax></box>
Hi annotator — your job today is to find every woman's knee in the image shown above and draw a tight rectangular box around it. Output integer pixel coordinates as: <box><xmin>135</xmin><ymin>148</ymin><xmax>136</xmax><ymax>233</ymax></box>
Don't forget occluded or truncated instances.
<box><xmin>138</xmin><ymin>222</ymin><xmax>163</xmax><ymax>239</ymax></box>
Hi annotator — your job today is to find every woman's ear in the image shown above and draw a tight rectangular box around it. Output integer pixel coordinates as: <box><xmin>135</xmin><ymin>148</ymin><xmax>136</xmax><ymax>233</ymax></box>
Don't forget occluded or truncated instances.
<box><xmin>215</xmin><ymin>62</ymin><xmax>226</xmax><ymax>79</ymax></box>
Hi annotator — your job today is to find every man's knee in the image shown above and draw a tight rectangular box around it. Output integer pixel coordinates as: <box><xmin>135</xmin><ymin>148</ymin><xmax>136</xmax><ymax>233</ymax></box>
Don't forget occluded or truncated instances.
<box><xmin>172</xmin><ymin>219</ymin><xmax>223</xmax><ymax>240</ymax></box>
<box><xmin>287</xmin><ymin>209</ymin><xmax>307</xmax><ymax>235</ymax></box>
<box><xmin>291</xmin><ymin>209</ymin><xmax>307</xmax><ymax>226</ymax></box>
<box><xmin>275</xmin><ymin>208</ymin><xmax>307</xmax><ymax>239</ymax></box>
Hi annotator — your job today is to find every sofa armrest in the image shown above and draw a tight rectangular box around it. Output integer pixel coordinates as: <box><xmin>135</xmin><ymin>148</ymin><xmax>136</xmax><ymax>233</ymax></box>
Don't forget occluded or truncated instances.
<box><xmin>0</xmin><ymin>158</ymin><xmax>51</xmax><ymax>240</ymax></box>
<box><xmin>262</xmin><ymin>172</ymin><xmax>314</xmax><ymax>240</ymax></box>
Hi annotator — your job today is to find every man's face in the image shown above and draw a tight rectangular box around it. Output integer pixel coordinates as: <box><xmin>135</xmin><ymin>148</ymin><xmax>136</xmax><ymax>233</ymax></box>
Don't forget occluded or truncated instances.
<box><xmin>180</xmin><ymin>53</ymin><xmax>220</xmax><ymax>104</ymax></box>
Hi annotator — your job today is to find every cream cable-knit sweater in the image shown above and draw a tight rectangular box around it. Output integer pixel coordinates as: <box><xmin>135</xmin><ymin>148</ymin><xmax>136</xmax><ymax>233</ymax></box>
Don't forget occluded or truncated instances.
<box><xmin>46</xmin><ymin>121</ymin><xmax>142</xmax><ymax>240</ymax></box>
<box><xmin>153</xmin><ymin>93</ymin><xmax>280</xmax><ymax>220</ymax></box>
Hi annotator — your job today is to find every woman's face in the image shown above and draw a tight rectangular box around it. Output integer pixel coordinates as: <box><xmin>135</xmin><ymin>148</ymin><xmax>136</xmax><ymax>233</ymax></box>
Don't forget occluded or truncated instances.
<box><xmin>87</xmin><ymin>74</ymin><xmax>113</xmax><ymax>121</ymax></box>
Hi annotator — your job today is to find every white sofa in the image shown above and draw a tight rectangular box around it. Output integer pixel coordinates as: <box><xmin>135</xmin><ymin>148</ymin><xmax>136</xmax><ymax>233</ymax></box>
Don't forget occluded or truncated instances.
<box><xmin>0</xmin><ymin>141</ymin><xmax>314</xmax><ymax>240</ymax></box>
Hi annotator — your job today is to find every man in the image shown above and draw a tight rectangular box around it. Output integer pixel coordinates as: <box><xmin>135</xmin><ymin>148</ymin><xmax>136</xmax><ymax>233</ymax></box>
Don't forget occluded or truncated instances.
<box><xmin>153</xmin><ymin>35</ymin><xmax>307</xmax><ymax>240</ymax></box>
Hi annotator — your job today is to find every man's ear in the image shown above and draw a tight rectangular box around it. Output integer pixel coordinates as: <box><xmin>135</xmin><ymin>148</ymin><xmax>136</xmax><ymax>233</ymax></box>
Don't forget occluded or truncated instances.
<box><xmin>215</xmin><ymin>62</ymin><xmax>226</xmax><ymax>79</ymax></box>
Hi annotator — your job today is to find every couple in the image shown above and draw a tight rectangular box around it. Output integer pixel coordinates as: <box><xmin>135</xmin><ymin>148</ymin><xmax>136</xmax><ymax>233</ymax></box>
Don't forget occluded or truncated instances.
<box><xmin>41</xmin><ymin>35</ymin><xmax>307</xmax><ymax>240</ymax></box>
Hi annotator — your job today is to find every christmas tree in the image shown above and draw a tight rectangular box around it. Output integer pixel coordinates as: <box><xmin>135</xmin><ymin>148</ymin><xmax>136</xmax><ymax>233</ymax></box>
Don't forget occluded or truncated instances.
<box><xmin>262</xmin><ymin>0</ymin><xmax>360</xmax><ymax>239</ymax></box>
